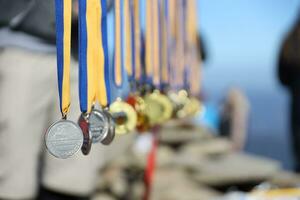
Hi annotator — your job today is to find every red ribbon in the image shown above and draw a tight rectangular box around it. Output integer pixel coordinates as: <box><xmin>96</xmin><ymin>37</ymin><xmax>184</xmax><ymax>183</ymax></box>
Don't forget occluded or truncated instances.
<box><xmin>143</xmin><ymin>129</ymin><xmax>159</xmax><ymax>200</ymax></box>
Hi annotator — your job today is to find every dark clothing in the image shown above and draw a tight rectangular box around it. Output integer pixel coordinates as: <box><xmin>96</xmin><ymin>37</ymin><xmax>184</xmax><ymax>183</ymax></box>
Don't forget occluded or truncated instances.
<box><xmin>290</xmin><ymin>88</ymin><xmax>300</xmax><ymax>171</ymax></box>
<box><xmin>278</xmin><ymin>30</ymin><xmax>300</xmax><ymax>87</ymax></box>
<box><xmin>278</xmin><ymin>17</ymin><xmax>300</xmax><ymax>171</ymax></box>
<box><xmin>0</xmin><ymin>0</ymin><xmax>56</xmax><ymax>43</ymax></box>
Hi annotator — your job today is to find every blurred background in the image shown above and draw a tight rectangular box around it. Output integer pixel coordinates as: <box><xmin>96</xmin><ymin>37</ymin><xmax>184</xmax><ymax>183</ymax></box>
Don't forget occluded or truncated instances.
<box><xmin>2</xmin><ymin>0</ymin><xmax>300</xmax><ymax>200</ymax></box>
<box><xmin>199</xmin><ymin>0</ymin><xmax>300</xmax><ymax>170</ymax></box>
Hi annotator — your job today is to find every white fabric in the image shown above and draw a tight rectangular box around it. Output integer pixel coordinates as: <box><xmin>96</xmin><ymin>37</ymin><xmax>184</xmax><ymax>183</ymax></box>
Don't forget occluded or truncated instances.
<box><xmin>0</xmin><ymin>47</ymin><xmax>134</xmax><ymax>199</ymax></box>
<box><xmin>0</xmin><ymin>28</ymin><xmax>56</xmax><ymax>53</ymax></box>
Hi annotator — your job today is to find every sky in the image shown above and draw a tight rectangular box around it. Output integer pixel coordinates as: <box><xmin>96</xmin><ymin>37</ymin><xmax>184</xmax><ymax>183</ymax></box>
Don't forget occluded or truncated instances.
<box><xmin>197</xmin><ymin>0</ymin><xmax>300</xmax><ymax>92</ymax></box>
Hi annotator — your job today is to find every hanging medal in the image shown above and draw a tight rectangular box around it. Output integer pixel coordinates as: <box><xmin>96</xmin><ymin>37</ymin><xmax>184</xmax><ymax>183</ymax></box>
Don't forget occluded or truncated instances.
<box><xmin>171</xmin><ymin>0</ymin><xmax>201</xmax><ymax>119</ymax></box>
<box><xmin>78</xmin><ymin>0</ymin><xmax>114</xmax><ymax>153</ymax></box>
<box><xmin>157</xmin><ymin>0</ymin><xmax>173</xmax><ymax>122</ymax></box>
<box><xmin>124</xmin><ymin>0</ymin><xmax>153</xmax><ymax>133</ymax></box>
<box><xmin>143</xmin><ymin>0</ymin><xmax>173</xmax><ymax>126</ymax></box>
<box><xmin>166</xmin><ymin>0</ymin><xmax>182</xmax><ymax>116</ymax></box>
<box><xmin>184</xmin><ymin>0</ymin><xmax>203</xmax><ymax>117</ymax></box>
<box><xmin>139</xmin><ymin>0</ymin><xmax>160</xmax><ymax>127</ymax></box>
<box><xmin>160</xmin><ymin>0</ymin><xmax>171</xmax><ymax>93</ymax></box>
<box><xmin>45</xmin><ymin>0</ymin><xmax>83</xmax><ymax>159</ymax></box>
<box><xmin>166</xmin><ymin>0</ymin><xmax>190</xmax><ymax>119</ymax></box>
<box><xmin>109</xmin><ymin>0</ymin><xmax>137</xmax><ymax>135</ymax></box>
<box><xmin>124</xmin><ymin>0</ymin><xmax>140</xmax><ymax>107</ymax></box>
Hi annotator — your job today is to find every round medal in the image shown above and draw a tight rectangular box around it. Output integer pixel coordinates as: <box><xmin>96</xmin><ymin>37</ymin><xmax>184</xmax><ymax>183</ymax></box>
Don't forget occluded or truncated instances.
<box><xmin>109</xmin><ymin>100</ymin><xmax>137</xmax><ymax>135</ymax></box>
<box><xmin>89</xmin><ymin>109</ymin><xmax>110</xmax><ymax>143</ymax></box>
<box><xmin>184</xmin><ymin>97</ymin><xmax>202</xmax><ymax>117</ymax></box>
<box><xmin>144</xmin><ymin>92</ymin><xmax>165</xmax><ymax>125</ymax></box>
<box><xmin>45</xmin><ymin>120</ymin><xmax>83</xmax><ymax>159</ymax></box>
<box><xmin>78</xmin><ymin>113</ymin><xmax>92</xmax><ymax>155</ymax></box>
<box><xmin>150</xmin><ymin>91</ymin><xmax>173</xmax><ymax>122</ymax></box>
<box><xmin>128</xmin><ymin>96</ymin><xmax>151</xmax><ymax>133</ymax></box>
<box><xmin>101</xmin><ymin>109</ymin><xmax>115</xmax><ymax>145</ymax></box>
<box><xmin>168</xmin><ymin>90</ymin><xmax>190</xmax><ymax>118</ymax></box>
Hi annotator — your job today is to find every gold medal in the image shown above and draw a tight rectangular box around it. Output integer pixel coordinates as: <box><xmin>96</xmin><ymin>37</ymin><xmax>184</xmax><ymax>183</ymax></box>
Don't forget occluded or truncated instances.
<box><xmin>157</xmin><ymin>93</ymin><xmax>173</xmax><ymax>122</ymax></box>
<box><xmin>170</xmin><ymin>90</ymin><xmax>203</xmax><ymax>118</ymax></box>
<box><xmin>109</xmin><ymin>98</ymin><xmax>137</xmax><ymax>135</ymax></box>
<box><xmin>187</xmin><ymin>97</ymin><xmax>203</xmax><ymax>116</ymax></box>
<box><xmin>168</xmin><ymin>90</ymin><xmax>188</xmax><ymax>118</ymax></box>
<box><xmin>127</xmin><ymin>95</ymin><xmax>152</xmax><ymax>133</ymax></box>
<box><xmin>143</xmin><ymin>90</ymin><xmax>173</xmax><ymax>125</ymax></box>
<box><xmin>144</xmin><ymin>94</ymin><xmax>164</xmax><ymax>125</ymax></box>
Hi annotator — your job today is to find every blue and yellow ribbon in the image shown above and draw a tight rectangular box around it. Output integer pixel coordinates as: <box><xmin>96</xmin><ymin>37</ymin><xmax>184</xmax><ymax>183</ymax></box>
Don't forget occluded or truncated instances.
<box><xmin>170</xmin><ymin>0</ymin><xmax>185</xmax><ymax>91</ymax></box>
<box><xmin>186</xmin><ymin>0</ymin><xmax>202</xmax><ymax>96</ymax></box>
<box><xmin>167</xmin><ymin>0</ymin><xmax>177</xmax><ymax>91</ymax></box>
<box><xmin>182</xmin><ymin>1</ymin><xmax>190</xmax><ymax>91</ymax></box>
<box><xmin>133</xmin><ymin>0</ymin><xmax>142</xmax><ymax>82</ymax></box>
<box><xmin>78</xmin><ymin>0</ymin><xmax>110</xmax><ymax>113</ymax></box>
<box><xmin>124</xmin><ymin>0</ymin><xmax>135</xmax><ymax>81</ymax></box>
<box><xmin>152</xmin><ymin>0</ymin><xmax>161</xmax><ymax>88</ymax></box>
<box><xmin>144</xmin><ymin>0</ymin><xmax>154</xmax><ymax>85</ymax></box>
<box><xmin>55</xmin><ymin>0</ymin><xmax>72</xmax><ymax>117</ymax></box>
<box><xmin>113</xmin><ymin>0</ymin><xmax>124</xmax><ymax>88</ymax></box>
<box><xmin>160</xmin><ymin>0</ymin><xmax>170</xmax><ymax>89</ymax></box>
<box><xmin>110</xmin><ymin>0</ymin><xmax>130</xmax><ymax>101</ymax></box>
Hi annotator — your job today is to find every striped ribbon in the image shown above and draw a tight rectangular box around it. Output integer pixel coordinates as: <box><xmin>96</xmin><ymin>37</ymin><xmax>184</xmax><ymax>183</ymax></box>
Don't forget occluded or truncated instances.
<box><xmin>144</xmin><ymin>0</ymin><xmax>154</xmax><ymax>85</ymax></box>
<box><xmin>174</xmin><ymin>0</ymin><xmax>185</xmax><ymax>91</ymax></box>
<box><xmin>113</xmin><ymin>0</ymin><xmax>124</xmax><ymax>87</ymax></box>
<box><xmin>186</xmin><ymin>0</ymin><xmax>202</xmax><ymax>96</ymax></box>
<box><xmin>109</xmin><ymin>0</ymin><xmax>131</xmax><ymax>101</ymax></box>
<box><xmin>55</xmin><ymin>0</ymin><xmax>72</xmax><ymax>117</ymax></box>
<box><xmin>78</xmin><ymin>0</ymin><xmax>110</xmax><ymax>113</ymax></box>
<box><xmin>152</xmin><ymin>0</ymin><xmax>160</xmax><ymax>88</ymax></box>
<box><xmin>124</xmin><ymin>0</ymin><xmax>135</xmax><ymax>81</ymax></box>
<box><xmin>133</xmin><ymin>0</ymin><xmax>142</xmax><ymax>82</ymax></box>
<box><xmin>167</xmin><ymin>0</ymin><xmax>177</xmax><ymax>91</ymax></box>
<box><xmin>160</xmin><ymin>0</ymin><xmax>170</xmax><ymax>90</ymax></box>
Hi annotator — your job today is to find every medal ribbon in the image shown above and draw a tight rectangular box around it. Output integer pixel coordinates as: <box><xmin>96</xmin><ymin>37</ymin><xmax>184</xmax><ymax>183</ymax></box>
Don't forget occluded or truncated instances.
<box><xmin>113</xmin><ymin>0</ymin><xmax>123</xmax><ymax>87</ymax></box>
<box><xmin>143</xmin><ymin>131</ymin><xmax>158</xmax><ymax>200</ymax></box>
<box><xmin>79</xmin><ymin>0</ymin><xmax>110</xmax><ymax>113</ymax></box>
<box><xmin>167</xmin><ymin>0</ymin><xmax>178</xmax><ymax>91</ymax></box>
<box><xmin>160</xmin><ymin>0</ymin><xmax>170</xmax><ymax>89</ymax></box>
<box><xmin>109</xmin><ymin>0</ymin><xmax>131</xmax><ymax>101</ymax></box>
<box><xmin>175</xmin><ymin>0</ymin><xmax>185</xmax><ymax>91</ymax></box>
<box><xmin>124</xmin><ymin>0</ymin><xmax>135</xmax><ymax>81</ymax></box>
<box><xmin>182</xmin><ymin>1</ymin><xmax>190</xmax><ymax>91</ymax></box>
<box><xmin>144</xmin><ymin>0</ymin><xmax>154</xmax><ymax>85</ymax></box>
<box><xmin>133</xmin><ymin>0</ymin><xmax>142</xmax><ymax>82</ymax></box>
<box><xmin>186</xmin><ymin>0</ymin><xmax>202</xmax><ymax>96</ymax></box>
<box><xmin>55</xmin><ymin>0</ymin><xmax>72</xmax><ymax>117</ymax></box>
<box><xmin>152</xmin><ymin>0</ymin><xmax>161</xmax><ymax>88</ymax></box>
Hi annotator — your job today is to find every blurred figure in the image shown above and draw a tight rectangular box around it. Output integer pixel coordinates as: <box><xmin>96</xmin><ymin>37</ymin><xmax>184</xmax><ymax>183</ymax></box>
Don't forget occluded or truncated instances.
<box><xmin>0</xmin><ymin>1</ymin><xmax>108</xmax><ymax>200</ymax></box>
<box><xmin>278</xmin><ymin>14</ymin><xmax>300</xmax><ymax>172</ymax></box>
<box><xmin>219</xmin><ymin>88</ymin><xmax>250</xmax><ymax>151</ymax></box>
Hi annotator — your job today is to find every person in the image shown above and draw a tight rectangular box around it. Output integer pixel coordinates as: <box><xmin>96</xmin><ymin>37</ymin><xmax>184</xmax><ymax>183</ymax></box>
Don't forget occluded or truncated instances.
<box><xmin>278</xmin><ymin>14</ymin><xmax>300</xmax><ymax>172</ymax></box>
<box><xmin>219</xmin><ymin>88</ymin><xmax>250</xmax><ymax>151</ymax></box>
<box><xmin>0</xmin><ymin>1</ymin><xmax>133</xmax><ymax>199</ymax></box>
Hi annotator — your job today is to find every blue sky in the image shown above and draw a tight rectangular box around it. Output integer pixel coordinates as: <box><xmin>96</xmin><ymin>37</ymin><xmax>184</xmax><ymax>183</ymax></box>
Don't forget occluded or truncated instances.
<box><xmin>197</xmin><ymin>0</ymin><xmax>300</xmax><ymax>92</ymax></box>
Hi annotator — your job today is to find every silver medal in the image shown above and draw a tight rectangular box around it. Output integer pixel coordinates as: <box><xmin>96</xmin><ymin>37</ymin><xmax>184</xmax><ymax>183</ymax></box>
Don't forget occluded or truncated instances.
<box><xmin>78</xmin><ymin>114</ymin><xmax>92</xmax><ymax>155</ymax></box>
<box><xmin>89</xmin><ymin>109</ymin><xmax>110</xmax><ymax>143</ymax></box>
<box><xmin>45</xmin><ymin>120</ymin><xmax>83</xmax><ymax>159</ymax></box>
<box><xmin>101</xmin><ymin>110</ymin><xmax>115</xmax><ymax>145</ymax></box>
